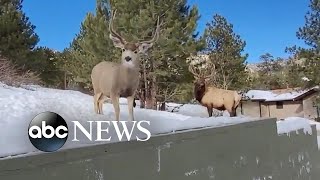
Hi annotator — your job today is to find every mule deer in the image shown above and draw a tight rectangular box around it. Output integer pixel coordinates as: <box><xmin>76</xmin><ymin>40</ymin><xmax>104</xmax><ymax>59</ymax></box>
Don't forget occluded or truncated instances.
<box><xmin>91</xmin><ymin>9</ymin><xmax>160</xmax><ymax>121</ymax></box>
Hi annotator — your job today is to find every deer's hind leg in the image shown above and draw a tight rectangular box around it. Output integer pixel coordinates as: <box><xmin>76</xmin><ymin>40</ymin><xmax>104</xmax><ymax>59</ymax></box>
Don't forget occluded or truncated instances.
<box><xmin>98</xmin><ymin>95</ymin><xmax>110</xmax><ymax>115</ymax></box>
<box><xmin>94</xmin><ymin>92</ymin><xmax>103</xmax><ymax>114</ymax></box>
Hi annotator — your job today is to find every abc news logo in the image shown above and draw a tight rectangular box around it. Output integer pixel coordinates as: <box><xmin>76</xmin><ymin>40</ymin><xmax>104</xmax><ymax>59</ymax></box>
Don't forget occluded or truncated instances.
<box><xmin>28</xmin><ymin>112</ymin><xmax>151</xmax><ymax>152</ymax></box>
<box><xmin>28</xmin><ymin>112</ymin><xmax>68</xmax><ymax>152</ymax></box>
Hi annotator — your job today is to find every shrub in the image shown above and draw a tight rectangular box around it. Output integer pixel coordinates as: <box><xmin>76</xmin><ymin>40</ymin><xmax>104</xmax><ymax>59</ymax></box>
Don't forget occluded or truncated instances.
<box><xmin>0</xmin><ymin>56</ymin><xmax>42</xmax><ymax>86</ymax></box>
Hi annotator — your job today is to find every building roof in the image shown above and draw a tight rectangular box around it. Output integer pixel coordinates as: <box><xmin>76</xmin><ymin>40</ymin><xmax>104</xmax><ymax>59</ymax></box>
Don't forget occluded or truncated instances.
<box><xmin>243</xmin><ymin>86</ymin><xmax>319</xmax><ymax>102</ymax></box>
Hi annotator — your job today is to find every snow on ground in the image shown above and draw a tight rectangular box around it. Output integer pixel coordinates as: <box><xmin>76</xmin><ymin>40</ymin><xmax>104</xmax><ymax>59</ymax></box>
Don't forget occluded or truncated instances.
<box><xmin>0</xmin><ymin>83</ymin><xmax>253</xmax><ymax>158</ymax></box>
<box><xmin>1</xmin><ymin>83</ymin><xmax>319</xmax><ymax>158</ymax></box>
<box><xmin>277</xmin><ymin>117</ymin><xmax>320</xmax><ymax>149</ymax></box>
<box><xmin>277</xmin><ymin>117</ymin><xmax>313</xmax><ymax>135</ymax></box>
<box><xmin>165</xmin><ymin>103</ymin><xmax>225</xmax><ymax>117</ymax></box>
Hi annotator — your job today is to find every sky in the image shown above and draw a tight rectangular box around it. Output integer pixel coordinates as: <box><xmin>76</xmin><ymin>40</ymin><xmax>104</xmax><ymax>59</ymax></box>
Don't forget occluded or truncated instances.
<box><xmin>22</xmin><ymin>0</ymin><xmax>310</xmax><ymax>63</ymax></box>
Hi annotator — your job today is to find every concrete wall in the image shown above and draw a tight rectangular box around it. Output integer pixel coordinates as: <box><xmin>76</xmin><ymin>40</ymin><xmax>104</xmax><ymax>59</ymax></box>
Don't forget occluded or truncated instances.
<box><xmin>303</xmin><ymin>94</ymin><xmax>319</xmax><ymax>119</ymax></box>
<box><xmin>261</xmin><ymin>102</ymin><xmax>269</xmax><ymax>117</ymax></box>
<box><xmin>274</xmin><ymin>128</ymin><xmax>320</xmax><ymax>179</ymax></box>
<box><xmin>0</xmin><ymin>118</ymin><xmax>319</xmax><ymax>180</ymax></box>
<box><xmin>264</xmin><ymin>101</ymin><xmax>304</xmax><ymax>120</ymax></box>
<box><xmin>240</xmin><ymin>92</ymin><xmax>320</xmax><ymax>120</ymax></box>
<box><xmin>239</xmin><ymin>100</ymin><xmax>305</xmax><ymax>120</ymax></box>
<box><xmin>237</xmin><ymin>101</ymin><xmax>261</xmax><ymax>117</ymax></box>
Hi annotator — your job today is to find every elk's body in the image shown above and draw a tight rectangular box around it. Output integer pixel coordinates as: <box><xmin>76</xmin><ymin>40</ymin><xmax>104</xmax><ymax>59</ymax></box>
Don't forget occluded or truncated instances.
<box><xmin>195</xmin><ymin>85</ymin><xmax>241</xmax><ymax>117</ymax></box>
<box><xmin>189</xmin><ymin>63</ymin><xmax>241</xmax><ymax>117</ymax></box>
<box><xmin>91</xmin><ymin>9</ymin><xmax>160</xmax><ymax>121</ymax></box>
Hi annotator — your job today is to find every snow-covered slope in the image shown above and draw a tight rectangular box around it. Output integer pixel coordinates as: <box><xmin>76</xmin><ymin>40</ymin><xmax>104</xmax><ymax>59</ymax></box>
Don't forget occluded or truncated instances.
<box><xmin>165</xmin><ymin>102</ymin><xmax>226</xmax><ymax>117</ymax></box>
<box><xmin>0</xmin><ymin>83</ymin><xmax>253</xmax><ymax>158</ymax></box>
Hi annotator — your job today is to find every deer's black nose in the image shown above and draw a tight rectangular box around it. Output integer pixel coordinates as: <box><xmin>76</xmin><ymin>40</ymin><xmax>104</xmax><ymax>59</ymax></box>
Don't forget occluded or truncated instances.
<box><xmin>125</xmin><ymin>56</ymin><xmax>132</xmax><ymax>62</ymax></box>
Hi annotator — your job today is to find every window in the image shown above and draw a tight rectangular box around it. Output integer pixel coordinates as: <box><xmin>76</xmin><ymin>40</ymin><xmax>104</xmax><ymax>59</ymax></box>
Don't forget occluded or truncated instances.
<box><xmin>276</xmin><ymin>101</ymin><xmax>283</xmax><ymax>109</ymax></box>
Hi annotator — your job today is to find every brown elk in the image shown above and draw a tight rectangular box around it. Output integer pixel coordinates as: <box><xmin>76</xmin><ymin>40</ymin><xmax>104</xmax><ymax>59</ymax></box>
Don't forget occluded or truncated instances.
<box><xmin>91</xmin><ymin>9</ymin><xmax>161</xmax><ymax>121</ymax></box>
<box><xmin>188</xmin><ymin>63</ymin><xmax>241</xmax><ymax>117</ymax></box>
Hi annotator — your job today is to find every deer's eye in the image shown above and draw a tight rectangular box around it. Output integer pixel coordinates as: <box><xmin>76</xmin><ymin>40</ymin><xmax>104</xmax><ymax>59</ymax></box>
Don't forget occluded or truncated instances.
<box><xmin>134</xmin><ymin>50</ymin><xmax>138</xmax><ymax>54</ymax></box>
<box><xmin>121</xmin><ymin>48</ymin><xmax>125</xmax><ymax>52</ymax></box>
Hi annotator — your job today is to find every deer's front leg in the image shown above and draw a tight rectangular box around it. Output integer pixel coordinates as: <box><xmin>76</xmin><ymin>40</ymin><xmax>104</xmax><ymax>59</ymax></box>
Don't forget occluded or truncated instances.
<box><xmin>127</xmin><ymin>96</ymin><xmax>135</xmax><ymax>121</ymax></box>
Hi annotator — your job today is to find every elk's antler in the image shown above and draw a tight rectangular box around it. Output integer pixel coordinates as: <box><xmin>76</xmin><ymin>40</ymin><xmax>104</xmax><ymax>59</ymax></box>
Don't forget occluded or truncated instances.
<box><xmin>188</xmin><ymin>61</ymin><xmax>215</xmax><ymax>80</ymax></box>
<box><xmin>109</xmin><ymin>9</ymin><xmax>126</xmax><ymax>44</ymax></box>
<box><xmin>188</xmin><ymin>63</ymin><xmax>201</xmax><ymax>78</ymax></box>
<box><xmin>203</xmin><ymin>62</ymin><xmax>216</xmax><ymax>79</ymax></box>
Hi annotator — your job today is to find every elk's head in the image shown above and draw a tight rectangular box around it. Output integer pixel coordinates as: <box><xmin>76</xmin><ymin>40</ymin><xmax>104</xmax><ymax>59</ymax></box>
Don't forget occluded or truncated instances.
<box><xmin>188</xmin><ymin>63</ymin><xmax>215</xmax><ymax>90</ymax></box>
<box><xmin>109</xmin><ymin>9</ymin><xmax>161</xmax><ymax>67</ymax></box>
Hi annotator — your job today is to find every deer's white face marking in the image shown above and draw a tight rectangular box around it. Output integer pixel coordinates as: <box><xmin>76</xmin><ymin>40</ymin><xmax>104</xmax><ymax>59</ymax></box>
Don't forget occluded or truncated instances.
<box><xmin>121</xmin><ymin>51</ymin><xmax>135</xmax><ymax>68</ymax></box>
<box><xmin>108</xmin><ymin>9</ymin><xmax>160</xmax><ymax>68</ymax></box>
<box><xmin>119</xmin><ymin>44</ymin><xmax>139</xmax><ymax>68</ymax></box>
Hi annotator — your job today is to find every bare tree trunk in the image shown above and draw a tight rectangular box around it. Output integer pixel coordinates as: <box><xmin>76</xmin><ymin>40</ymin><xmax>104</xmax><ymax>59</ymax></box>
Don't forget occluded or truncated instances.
<box><xmin>139</xmin><ymin>89</ymin><xmax>146</xmax><ymax>108</ymax></box>
<box><xmin>159</xmin><ymin>102</ymin><xmax>166</xmax><ymax>111</ymax></box>
<box><xmin>144</xmin><ymin>59</ymin><xmax>153</xmax><ymax>109</ymax></box>
<box><xmin>145</xmin><ymin>79</ymin><xmax>156</xmax><ymax>109</ymax></box>
<box><xmin>138</xmin><ymin>64</ymin><xmax>146</xmax><ymax>109</ymax></box>
<box><xmin>64</xmin><ymin>71</ymin><xmax>67</xmax><ymax>90</ymax></box>
<box><xmin>143</xmin><ymin>60</ymin><xmax>148</xmax><ymax>102</ymax></box>
<box><xmin>145</xmin><ymin>60</ymin><xmax>158</xmax><ymax>110</ymax></box>
<box><xmin>137</xmin><ymin>59</ymin><xmax>148</xmax><ymax>109</ymax></box>
<box><xmin>145</xmin><ymin>78</ymin><xmax>153</xmax><ymax>109</ymax></box>
<box><xmin>139</xmin><ymin>98</ymin><xmax>145</xmax><ymax>108</ymax></box>
<box><xmin>151</xmin><ymin>75</ymin><xmax>157</xmax><ymax>110</ymax></box>
<box><xmin>145</xmin><ymin>93</ymin><xmax>153</xmax><ymax>109</ymax></box>
<box><xmin>137</xmin><ymin>88</ymin><xmax>145</xmax><ymax>108</ymax></box>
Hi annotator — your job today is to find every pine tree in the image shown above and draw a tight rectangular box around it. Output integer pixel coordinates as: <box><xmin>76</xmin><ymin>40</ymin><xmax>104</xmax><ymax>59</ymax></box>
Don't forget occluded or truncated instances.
<box><xmin>297</xmin><ymin>0</ymin><xmax>320</xmax><ymax>50</ymax></box>
<box><xmin>0</xmin><ymin>0</ymin><xmax>61</xmax><ymax>87</ymax></box>
<box><xmin>283</xmin><ymin>46</ymin><xmax>308</xmax><ymax>88</ymax></box>
<box><xmin>0</xmin><ymin>0</ymin><xmax>39</xmax><ymax>66</ymax></box>
<box><xmin>295</xmin><ymin>0</ymin><xmax>320</xmax><ymax>88</ymax></box>
<box><xmin>67</xmin><ymin>1</ymin><xmax>115</xmax><ymax>87</ymax></box>
<box><xmin>256</xmin><ymin>53</ymin><xmax>288</xmax><ymax>89</ymax></box>
<box><xmin>203</xmin><ymin>14</ymin><xmax>248</xmax><ymax>90</ymax></box>
<box><xmin>27</xmin><ymin>47</ymin><xmax>63</xmax><ymax>87</ymax></box>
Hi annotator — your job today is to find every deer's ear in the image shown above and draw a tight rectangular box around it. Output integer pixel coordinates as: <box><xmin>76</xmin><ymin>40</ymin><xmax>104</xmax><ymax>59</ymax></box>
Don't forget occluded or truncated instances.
<box><xmin>138</xmin><ymin>43</ymin><xmax>153</xmax><ymax>53</ymax></box>
<box><xmin>109</xmin><ymin>34</ymin><xmax>125</xmax><ymax>49</ymax></box>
